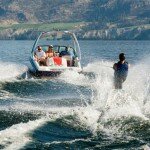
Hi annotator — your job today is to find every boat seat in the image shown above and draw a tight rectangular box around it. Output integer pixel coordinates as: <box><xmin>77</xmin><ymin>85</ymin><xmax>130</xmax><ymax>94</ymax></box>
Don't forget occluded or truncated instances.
<box><xmin>46</xmin><ymin>57</ymin><xmax>67</xmax><ymax>67</ymax></box>
<box><xmin>62</xmin><ymin>55</ymin><xmax>73</xmax><ymax>66</ymax></box>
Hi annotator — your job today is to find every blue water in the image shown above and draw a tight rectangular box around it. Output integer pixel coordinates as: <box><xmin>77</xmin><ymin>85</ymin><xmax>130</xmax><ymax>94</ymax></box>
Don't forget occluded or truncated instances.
<box><xmin>0</xmin><ymin>40</ymin><xmax>150</xmax><ymax>149</ymax></box>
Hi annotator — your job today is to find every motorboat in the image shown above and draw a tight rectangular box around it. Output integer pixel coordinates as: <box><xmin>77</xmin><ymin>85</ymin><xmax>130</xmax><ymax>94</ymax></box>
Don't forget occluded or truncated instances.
<box><xmin>30</xmin><ymin>31</ymin><xmax>82</xmax><ymax>76</ymax></box>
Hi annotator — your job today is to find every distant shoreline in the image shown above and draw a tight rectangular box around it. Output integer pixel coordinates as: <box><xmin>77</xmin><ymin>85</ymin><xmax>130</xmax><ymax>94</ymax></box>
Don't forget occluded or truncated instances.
<box><xmin>0</xmin><ymin>39</ymin><xmax>150</xmax><ymax>41</ymax></box>
<box><xmin>0</xmin><ymin>23</ymin><xmax>149</xmax><ymax>40</ymax></box>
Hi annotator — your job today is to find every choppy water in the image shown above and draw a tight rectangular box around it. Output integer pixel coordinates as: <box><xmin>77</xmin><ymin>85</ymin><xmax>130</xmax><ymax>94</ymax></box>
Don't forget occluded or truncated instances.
<box><xmin>0</xmin><ymin>40</ymin><xmax>150</xmax><ymax>150</ymax></box>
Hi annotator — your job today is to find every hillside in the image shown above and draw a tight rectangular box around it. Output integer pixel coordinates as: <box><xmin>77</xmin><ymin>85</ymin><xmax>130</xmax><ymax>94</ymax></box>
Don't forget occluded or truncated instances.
<box><xmin>0</xmin><ymin>0</ymin><xmax>150</xmax><ymax>40</ymax></box>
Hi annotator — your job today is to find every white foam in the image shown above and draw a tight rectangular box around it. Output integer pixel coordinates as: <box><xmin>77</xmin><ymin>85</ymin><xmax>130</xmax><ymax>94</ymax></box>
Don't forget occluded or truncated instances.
<box><xmin>56</xmin><ymin>59</ymin><xmax>150</xmax><ymax>138</ymax></box>
<box><xmin>59</xmin><ymin>69</ymin><xmax>92</xmax><ymax>86</ymax></box>
<box><xmin>0</xmin><ymin>61</ymin><xmax>28</xmax><ymax>81</ymax></box>
<box><xmin>142</xmin><ymin>145</ymin><xmax>150</xmax><ymax>150</ymax></box>
<box><xmin>0</xmin><ymin>107</ymin><xmax>76</xmax><ymax>150</ymax></box>
<box><xmin>0</xmin><ymin>118</ymin><xmax>46</xmax><ymax>150</ymax></box>
<box><xmin>0</xmin><ymin>58</ymin><xmax>150</xmax><ymax>148</ymax></box>
<box><xmin>73</xmin><ymin>106</ymin><xmax>100</xmax><ymax>134</ymax></box>
<box><xmin>86</xmin><ymin>59</ymin><xmax>150</xmax><ymax>119</ymax></box>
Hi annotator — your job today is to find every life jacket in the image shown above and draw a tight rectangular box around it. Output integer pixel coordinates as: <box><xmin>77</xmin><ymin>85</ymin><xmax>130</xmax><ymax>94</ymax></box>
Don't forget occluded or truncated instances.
<box><xmin>114</xmin><ymin>61</ymin><xmax>128</xmax><ymax>79</ymax></box>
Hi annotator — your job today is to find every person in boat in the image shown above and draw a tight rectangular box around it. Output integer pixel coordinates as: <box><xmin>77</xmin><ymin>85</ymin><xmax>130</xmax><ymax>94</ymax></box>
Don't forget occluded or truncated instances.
<box><xmin>45</xmin><ymin>45</ymin><xmax>55</xmax><ymax>58</ymax></box>
<box><xmin>45</xmin><ymin>45</ymin><xmax>56</xmax><ymax>66</ymax></box>
<box><xmin>113</xmin><ymin>53</ymin><xmax>129</xmax><ymax>89</ymax></box>
<box><xmin>34</xmin><ymin>46</ymin><xmax>46</xmax><ymax>66</ymax></box>
<box><xmin>59</xmin><ymin>46</ymin><xmax>75</xmax><ymax>66</ymax></box>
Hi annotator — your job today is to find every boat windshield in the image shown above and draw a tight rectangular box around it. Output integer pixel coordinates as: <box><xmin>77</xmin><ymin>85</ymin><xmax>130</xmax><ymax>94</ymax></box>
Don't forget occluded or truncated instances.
<box><xmin>32</xmin><ymin>31</ymin><xmax>81</xmax><ymax>60</ymax></box>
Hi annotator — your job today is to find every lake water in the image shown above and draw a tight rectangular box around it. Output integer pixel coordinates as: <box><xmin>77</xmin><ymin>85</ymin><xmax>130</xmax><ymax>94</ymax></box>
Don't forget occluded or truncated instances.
<box><xmin>0</xmin><ymin>40</ymin><xmax>150</xmax><ymax>149</ymax></box>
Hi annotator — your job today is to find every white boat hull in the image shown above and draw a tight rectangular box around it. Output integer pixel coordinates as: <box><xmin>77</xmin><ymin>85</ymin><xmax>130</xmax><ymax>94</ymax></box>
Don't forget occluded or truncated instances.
<box><xmin>30</xmin><ymin>57</ymin><xmax>82</xmax><ymax>76</ymax></box>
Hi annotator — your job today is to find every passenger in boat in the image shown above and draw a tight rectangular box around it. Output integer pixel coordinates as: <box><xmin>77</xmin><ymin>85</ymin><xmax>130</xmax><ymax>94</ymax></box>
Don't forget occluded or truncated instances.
<box><xmin>59</xmin><ymin>47</ymin><xmax>75</xmax><ymax>66</ymax></box>
<box><xmin>45</xmin><ymin>45</ymin><xmax>56</xmax><ymax>66</ymax></box>
<box><xmin>46</xmin><ymin>45</ymin><xmax>55</xmax><ymax>58</ymax></box>
<box><xmin>113</xmin><ymin>53</ymin><xmax>129</xmax><ymax>89</ymax></box>
<box><xmin>34</xmin><ymin>46</ymin><xmax>46</xmax><ymax>66</ymax></box>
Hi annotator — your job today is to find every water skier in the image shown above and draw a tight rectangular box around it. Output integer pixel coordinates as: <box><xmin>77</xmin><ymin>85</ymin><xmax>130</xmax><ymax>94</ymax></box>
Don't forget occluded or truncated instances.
<box><xmin>113</xmin><ymin>53</ymin><xmax>129</xmax><ymax>89</ymax></box>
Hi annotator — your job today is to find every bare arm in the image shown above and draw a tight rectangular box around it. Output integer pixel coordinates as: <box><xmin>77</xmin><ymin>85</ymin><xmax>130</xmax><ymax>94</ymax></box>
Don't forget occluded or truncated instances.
<box><xmin>113</xmin><ymin>63</ymin><xmax>117</xmax><ymax>70</ymax></box>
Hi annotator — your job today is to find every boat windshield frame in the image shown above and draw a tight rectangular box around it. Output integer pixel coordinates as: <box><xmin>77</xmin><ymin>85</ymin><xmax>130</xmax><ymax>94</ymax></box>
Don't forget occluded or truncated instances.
<box><xmin>31</xmin><ymin>31</ymin><xmax>81</xmax><ymax>60</ymax></box>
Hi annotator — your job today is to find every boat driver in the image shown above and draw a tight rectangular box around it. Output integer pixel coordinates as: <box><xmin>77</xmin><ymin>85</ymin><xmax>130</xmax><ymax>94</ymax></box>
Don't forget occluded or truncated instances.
<box><xmin>34</xmin><ymin>46</ymin><xmax>46</xmax><ymax>66</ymax></box>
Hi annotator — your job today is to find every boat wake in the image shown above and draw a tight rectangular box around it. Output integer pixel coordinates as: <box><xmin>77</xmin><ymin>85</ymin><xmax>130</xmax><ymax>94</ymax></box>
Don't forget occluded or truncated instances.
<box><xmin>0</xmin><ymin>58</ymin><xmax>150</xmax><ymax>149</ymax></box>
<box><xmin>0</xmin><ymin>61</ymin><xmax>28</xmax><ymax>81</ymax></box>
